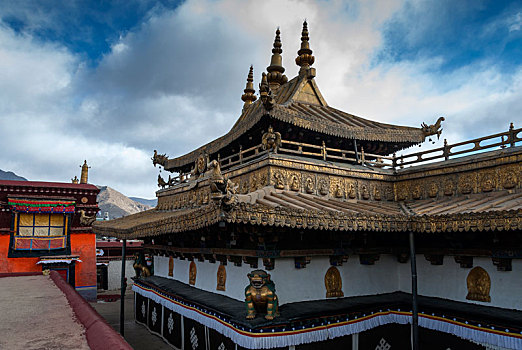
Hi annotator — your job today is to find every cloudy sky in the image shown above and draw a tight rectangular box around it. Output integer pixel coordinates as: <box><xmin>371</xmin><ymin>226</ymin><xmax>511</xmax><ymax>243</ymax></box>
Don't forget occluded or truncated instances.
<box><xmin>1</xmin><ymin>0</ymin><xmax>521</xmax><ymax>198</ymax></box>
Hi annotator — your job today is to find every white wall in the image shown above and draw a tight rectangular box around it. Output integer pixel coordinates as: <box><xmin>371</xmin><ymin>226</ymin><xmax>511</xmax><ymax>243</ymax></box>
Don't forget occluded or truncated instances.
<box><xmin>154</xmin><ymin>255</ymin><xmax>399</xmax><ymax>305</ymax></box>
<box><xmin>154</xmin><ymin>254</ymin><xmax>522</xmax><ymax>310</ymax></box>
<box><xmin>107</xmin><ymin>259</ymin><xmax>136</xmax><ymax>290</ymax></box>
<box><xmin>399</xmin><ymin>256</ymin><xmax>522</xmax><ymax>310</ymax></box>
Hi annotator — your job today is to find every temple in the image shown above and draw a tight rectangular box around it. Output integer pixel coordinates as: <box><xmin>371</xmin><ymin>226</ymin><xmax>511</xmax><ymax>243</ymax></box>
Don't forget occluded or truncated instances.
<box><xmin>0</xmin><ymin>161</ymin><xmax>100</xmax><ymax>301</ymax></box>
<box><xmin>94</xmin><ymin>22</ymin><xmax>522</xmax><ymax>350</ymax></box>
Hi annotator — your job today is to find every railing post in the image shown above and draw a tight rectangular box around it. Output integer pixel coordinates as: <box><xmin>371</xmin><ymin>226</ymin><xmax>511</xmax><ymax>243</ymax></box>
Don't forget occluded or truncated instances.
<box><xmin>322</xmin><ymin>141</ymin><xmax>327</xmax><ymax>161</ymax></box>
<box><xmin>120</xmin><ymin>239</ymin><xmax>127</xmax><ymax>336</ymax></box>
<box><xmin>239</xmin><ymin>145</ymin><xmax>243</xmax><ymax>164</ymax></box>
<box><xmin>354</xmin><ymin>140</ymin><xmax>359</xmax><ymax>163</ymax></box>
<box><xmin>443</xmin><ymin>139</ymin><xmax>449</xmax><ymax>160</ymax></box>
<box><xmin>361</xmin><ymin>147</ymin><xmax>365</xmax><ymax>166</ymax></box>
<box><xmin>509</xmin><ymin>123</ymin><xmax>515</xmax><ymax>147</ymax></box>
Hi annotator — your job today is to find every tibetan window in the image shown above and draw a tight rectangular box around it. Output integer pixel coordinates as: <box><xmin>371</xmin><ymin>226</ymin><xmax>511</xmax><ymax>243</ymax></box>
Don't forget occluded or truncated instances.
<box><xmin>8</xmin><ymin>198</ymin><xmax>74</xmax><ymax>257</ymax></box>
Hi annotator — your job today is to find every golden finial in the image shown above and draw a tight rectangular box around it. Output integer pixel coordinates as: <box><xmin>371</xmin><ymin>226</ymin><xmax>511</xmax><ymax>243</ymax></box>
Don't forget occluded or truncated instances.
<box><xmin>241</xmin><ymin>65</ymin><xmax>257</xmax><ymax>108</ymax></box>
<box><xmin>259</xmin><ymin>72</ymin><xmax>274</xmax><ymax>110</ymax></box>
<box><xmin>296</xmin><ymin>20</ymin><xmax>315</xmax><ymax>74</ymax></box>
<box><xmin>71</xmin><ymin>176</ymin><xmax>79</xmax><ymax>184</ymax></box>
<box><xmin>266</xmin><ymin>28</ymin><xmax>288</xmax><ymax>90</ymax></box>
<box><xmin>80</xmin><ymin>160</ymin><xmax>90</xmax><ymax>184</ymax></box>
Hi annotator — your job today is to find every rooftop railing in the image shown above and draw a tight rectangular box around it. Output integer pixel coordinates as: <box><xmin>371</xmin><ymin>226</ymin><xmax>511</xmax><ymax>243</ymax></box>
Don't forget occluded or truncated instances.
<box><xmin>166</xmin><ymin>123</ymin><xmax>520</xmax><ymax>186</ymax></box>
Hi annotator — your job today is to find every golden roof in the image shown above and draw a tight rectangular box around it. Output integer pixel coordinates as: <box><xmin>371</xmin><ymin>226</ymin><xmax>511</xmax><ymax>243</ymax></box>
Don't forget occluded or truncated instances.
<box><xmin>163</xmin><ymin>23</ymin><xmax>430</xmax><ymax>172</ymax></box>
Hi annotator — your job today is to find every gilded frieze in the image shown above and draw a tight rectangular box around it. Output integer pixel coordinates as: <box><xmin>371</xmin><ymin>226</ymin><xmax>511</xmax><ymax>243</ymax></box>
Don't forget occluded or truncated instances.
<box><xmin>443</xmin><ymin>178</ymin><xmax>455</xmax><ymax>196</ymax></box>
<box><xmin>459</xmin><ymin>174</ymin><xmax>475</xmax><ymax>194</ymax></box>
<box><xmin>334</xmin><ymin>182</ymin><xmax>344</xmax><ymax>198</ymax></box>
<box><xmin>501</xmin><ymin>167</ymin><xmax>518</xmax><ymax>189</ymax></box>
<box><xmin>466</xmin><ymin>266</ymin><xmax>491</xmax><ymax>302</ymax></box>
<box><xmin>411</xmin><ymin>183</ymin><xmax>422</xmax><ymax>200</ymax></box>
<box><xmin>480</xmin><ymin>172</ymin><xmax>495</xmax><ymax>192</ymax></box>
<box><xmin>396</xmin><ymin>183</ymin><xmax>408</xmax><ymax>201</ymax></box>
<box><xmin>428</xmin><ymin>182</ymin><xmax>439</xmax><ymax>198</ymax></box>
<box><xmin>289</xmin><ymin>173</ymin><xmax>301</xmax><ymax>191</ymax></box>
<box><xmin>373</xmin><ymin>186</ymin><xmax>381</xmax><ymax>201</ymax></box>
<box><xmin>347</xmin><ymin>181</ymin><xmax>356</xmax><ymax>199</ymax></box>
<box><xmin>273</xmin><ymin>170</ymin><xmax>285</xmax><ymax>189</ymax></box>
<box><xmin>305</xmin><ymin>176</ymin><xmax>315</xmax><ymax>194</ymax></box>
<box><xmin>361</xmin><ymin>184</ymin><xmax>370</xmax><ymax>200</ymax></box>
<box><xmin>318</xmin><ymin>177</ymin><xmax>329</xmax><ymax>196</ymax></box>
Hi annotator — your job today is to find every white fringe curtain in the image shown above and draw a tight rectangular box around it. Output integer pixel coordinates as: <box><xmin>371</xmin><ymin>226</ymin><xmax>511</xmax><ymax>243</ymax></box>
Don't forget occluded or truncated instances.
<box><xmin>133</xmin><ymin>284</ymin><xmax>521</xmax><ymax>350</ymax></box>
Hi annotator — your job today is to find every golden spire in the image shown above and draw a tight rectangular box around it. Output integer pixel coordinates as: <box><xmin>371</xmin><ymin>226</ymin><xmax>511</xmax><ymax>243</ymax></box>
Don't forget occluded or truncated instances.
<box><xmin>266</xmin><ymin>28</ymin><xmax>288</xmax><ymax>90</ymax></box>
<box><xmin>80</xmin><ymin>160</ymin><xmax>90</xmax><ymax>184</ymax></box>
<box><xmin>241</xmin><ymin>65</ymin><xmax>257</xmax><ymax>108</ymax></box>
<box><xmin>296</xmin><ymin>20</ymin><xmax>315</xmax><ymax>74</ymax></box>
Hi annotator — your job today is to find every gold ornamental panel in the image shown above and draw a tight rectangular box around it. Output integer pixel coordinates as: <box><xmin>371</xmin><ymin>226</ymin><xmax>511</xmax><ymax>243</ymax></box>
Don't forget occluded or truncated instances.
<box><xmin>168</xmin><ymin>256</ymin><xmax>174</xmax><ymax>277</ymax></box>
<box><xmin>325</xmin><ymin>266</ymin><xmax>344</xmax><ymax>298</ymax></box>
<box><xmin>466</xmin><ymin>266</ymin><xmax>491</xmax><ymax>302</ymax></box>
<box><xmin>217</xmin><ymin>265</ymin><xmax>226</xmax><ymax>291</ymax></box>
<box><xmin>189</xmin><ymin>261</ymin><xmax>197</xmax><ymax>285</ymax></box>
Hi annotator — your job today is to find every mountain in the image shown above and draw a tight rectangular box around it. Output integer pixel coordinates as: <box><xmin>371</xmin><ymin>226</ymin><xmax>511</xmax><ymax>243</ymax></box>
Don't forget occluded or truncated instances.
<box><xmin>0</xmin><ymin>169</ymin><xmax>27</xmax><ymax>181</ymax></box>
<box><xmin>129</xmin><ymin>197</ymin><xmax>157</xmax><ymax>207</ymax></box>
<box><xmin>97</xmin><ymin>186</ymin><xmax>152</xmax><ymax>220</ymax></box>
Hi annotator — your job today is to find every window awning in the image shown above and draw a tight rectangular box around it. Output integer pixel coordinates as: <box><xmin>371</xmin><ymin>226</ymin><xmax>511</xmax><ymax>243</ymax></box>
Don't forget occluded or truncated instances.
<box><xmin>8</xmin><ymin>198</ymin><xmax>75</xmax><ymax>214</ymax></box>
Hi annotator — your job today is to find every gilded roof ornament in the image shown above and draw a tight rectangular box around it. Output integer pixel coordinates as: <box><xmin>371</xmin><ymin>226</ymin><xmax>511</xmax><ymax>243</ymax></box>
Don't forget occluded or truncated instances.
<box><xmin>295</xmin><ymin>20</ymin><xmax>315</xmax><ymax>75</ymax></box>
<box><xmin>421</xmin><ymin>116</ymin><xmax>445</xmax><ymax>139</ymax></box>
<box><xmin>241</xmin><ymin>65</ymin><xmax>257</xmax><ymax>108</ymax></box>
<box><xmin>266</xmin><ymin>28</ymin><xmax>288</xmax><ymax>90</ymax></box>
<box><xmin>259</xmin><ymin>72</ymin><xmax>274</xmax><ymax>110</ymax></box>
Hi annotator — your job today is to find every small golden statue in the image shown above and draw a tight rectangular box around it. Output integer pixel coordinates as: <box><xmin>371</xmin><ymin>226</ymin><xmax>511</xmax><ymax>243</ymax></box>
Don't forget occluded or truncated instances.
<box><xmin>466</xmin><ymin>266</ymin><xmax>491</xmax><ymax>302</ymax></box>
<box><xmin>79</xmin><ymin>210</ymin><xmax>96</xmax><ymax>226</ymax></box>
<box><xmin>262</xmin><ymin>126</ymin><xmax>281</xmax><ymax>153</ymax></box>
<box><xmin>158</xmin><ymin>174</ymin><xmax>168</xmax><ymax>189</ymax></box>
<box><xmin>245</xmin><ymin>270</ymin><xmax>279</xmax><ymax>320</ymax></box>
<box><xmin>189</xmin><ymin>261</ymin><xmax>197</xmax><ymax>285</ymax></box>
<box><xmin>325</xmin><ymin>266</ymin><xmax>344</xmax><ymax>298</ymax></box>
<box><xmin>168</xmin><ymin>256</ymin><xmax>174</xmax><ymax>277</ymax></box>
<box><xmin>133</xmin><ymin>252</ymin><xmax>152</xmax><ymax>278</ymax></box>
<box><xmin>216</xmin><ymin>265</ymin><xmax>226</xmax><ymax>291</ymax></box>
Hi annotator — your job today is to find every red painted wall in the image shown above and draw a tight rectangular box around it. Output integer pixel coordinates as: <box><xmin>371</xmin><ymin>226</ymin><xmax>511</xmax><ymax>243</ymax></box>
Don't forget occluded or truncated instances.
<box><xmin>0</xmin><ymin>235</ymin><xmax>40</xmax><ymax>273</ymax></box>
<box><xmin>71</xmin><ymin>233</ymin><xmax>96</xmax><ymax>288</ymax></box>
<box><xmin>0</xmin><ymin>233</ymin><xmax>96</xmax><ymax>288</ymax></box>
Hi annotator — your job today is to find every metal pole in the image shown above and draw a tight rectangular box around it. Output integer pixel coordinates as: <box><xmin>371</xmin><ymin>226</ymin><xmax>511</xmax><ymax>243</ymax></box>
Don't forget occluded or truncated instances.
<box><xmin>409</xmin><ymin>231</ymin><xmax>419</xmax><ymax>350</ymax></box>
<box><xmin>120</xmin><ymin>239</ymin><xmax>127</xmax><ymax>336</ymax></box>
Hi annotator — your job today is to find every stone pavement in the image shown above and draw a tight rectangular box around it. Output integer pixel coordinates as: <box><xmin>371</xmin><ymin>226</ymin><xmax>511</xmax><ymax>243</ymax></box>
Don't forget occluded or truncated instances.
<box><xmin>91</xmin><ymin>288</ymin><xmax>169</xmax><ymax>350</ymax></box>
<box><xmin>0</xmin><ymin>275</ymin><xmax>89</xmax><ymax>350</ymax></box>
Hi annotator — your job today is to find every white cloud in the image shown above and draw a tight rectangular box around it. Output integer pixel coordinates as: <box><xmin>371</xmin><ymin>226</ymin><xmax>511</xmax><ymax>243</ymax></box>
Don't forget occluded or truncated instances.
<box><xmin>1</xmin><ymin>0</ymin><xmax>521</xmax><ymax>199</ymax></box>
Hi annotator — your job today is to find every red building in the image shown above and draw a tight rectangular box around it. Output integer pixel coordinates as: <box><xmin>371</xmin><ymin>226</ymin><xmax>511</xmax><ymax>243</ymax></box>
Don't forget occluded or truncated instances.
<box><xmin>0</xmin><ymin>179</ymin><xmax>99</xmax><ymax>300</ymax></box>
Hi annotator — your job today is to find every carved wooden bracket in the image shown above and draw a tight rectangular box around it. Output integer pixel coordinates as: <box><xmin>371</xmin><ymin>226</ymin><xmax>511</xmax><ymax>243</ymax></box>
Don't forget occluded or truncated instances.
<box><xmin>329</xmin><ymin>255</ymin><xmax>349</xmax><ymax>266</ymax></box>
<box><xmin>263</xmin><ymin>258</ymin><xmax>275</xmax><ymax>270</ymax></box>
<box><xmin>454</xmin><ymin>256</ymin><xmax>473</xmax><ymax>268</ymax></box>
<box><xmin>228</xmin><ymin>255</ymin><xmax>242</xmax><ymax>267</ymax></box>
<box><xmin>492</xmin><ymin>257</ymin><xmax>512</xmax><ymax>271</ymax></box>
<box><xmin>424</xmin><ymin>254</ymin><xmax>444</xmax><ymax>265</ymax></box>
<box><xmin>216</xmin><ymin>254</ymin><xmax>227</xmax><ymax>265</ymax></box>
<box><xmin>396</xmin><ymin>253</ymin><xmax>409</xmax><ymax>264</ymax></box>
<box><xmin>204</xmin><ymin>254</ymin><xmax>216</xmax><ymax>263</ymax></box>
<box><xmin>294</xmin><ymin>256</ymin><xmax>311</xmax><ymax>269</ymax></box>
<box><xmin>243</xmin><ymin>256</ymin><xmax>258</xmax><ymax>268</ymax></box>
<box><xmin>359</xmin><ymin>254</ymin><xmax>380</xmax><ymax>265</ymax></box>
